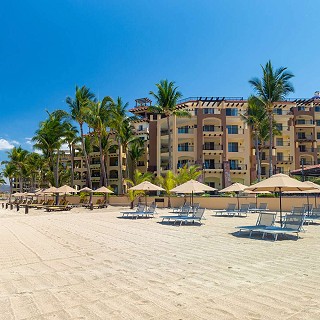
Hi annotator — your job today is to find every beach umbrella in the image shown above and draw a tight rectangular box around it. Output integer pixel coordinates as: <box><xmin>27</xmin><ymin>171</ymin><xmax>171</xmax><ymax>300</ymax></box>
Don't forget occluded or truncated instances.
<box><xmin>56</xmin><ymin>185</ymin><xmax>78</xmax><ymax>194</ymax></box>
<box><xmin>219</xmin><ymin>183</ymin><xmax>248</xmax><ymax>210</ymax></box>
<box><xmin>129</xmin><ymin>181</ymin><xmax>164</xmax><ymax>206</ymax></box>
<box><xmin>283</xmin><ymin>181</ymin><xmax>320</xmax><ymax>214</ymax></box>
<box><xmin>170</xmin><ymin>179</ymin><xmax>217</xmax><ymax>206</ymax></box>
<box><xmin>44</xmin><ymin>186</ymin><xmax>59</xmax><ymax>193</ymax></box>
<box><xmin>12</xmin><ymin>192</ymin><xmax>24</xmax><ymax>197</ymax></box>
<box><xmin>94</xmin><ymin>186</ymin><xmax>114</xmax><ymax>203</ymax></box>
<box><xmin>245</xmin><ymin>173</ymin><xmax>315</xmax><ymax>226</ymax></box>
<box><xmin>79</xmin><ymin>187</ymin><xmax>93</xmax><ymax>193</ymax></box>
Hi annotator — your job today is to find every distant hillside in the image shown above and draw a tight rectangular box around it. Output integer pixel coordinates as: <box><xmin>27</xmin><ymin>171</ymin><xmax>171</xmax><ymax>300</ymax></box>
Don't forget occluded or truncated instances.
<box><xmin>0</xmin><ymin>185</ymin><xmax>10</xmax><ymax>193</ymax></box>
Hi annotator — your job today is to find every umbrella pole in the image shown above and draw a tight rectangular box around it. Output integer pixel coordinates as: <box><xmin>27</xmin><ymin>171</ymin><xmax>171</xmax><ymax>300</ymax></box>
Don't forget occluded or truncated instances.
<box><xmin>255</xmin><ymin>194</ymin><xmax>258</xmax><ymax>209</ymax></box>
<box><xmin>307</xmin><ymin>194</ymin><xmax>310</xmax><ymax>216</ymax></box>
<box><xmin>315</xmin><ymin>194</ymin><xmax>317</xmax><ymax>208</ymax></box>
<box><xmin>279</xmin><ymin>188</ymin><xmax>283</xmax><ymax>227</ymax></box>
<box><xmin>237</xmin><ymin>192</ymin><xmax>240</xmax><ymax>211</ymax></box>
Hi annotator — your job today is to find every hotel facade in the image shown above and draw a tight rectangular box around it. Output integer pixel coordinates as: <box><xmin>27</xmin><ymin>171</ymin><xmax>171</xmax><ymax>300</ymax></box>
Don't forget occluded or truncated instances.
<box><xmin>12</xmin><ymin>93</ymin><xmax>320</xmax><ymax>193</ymax></box>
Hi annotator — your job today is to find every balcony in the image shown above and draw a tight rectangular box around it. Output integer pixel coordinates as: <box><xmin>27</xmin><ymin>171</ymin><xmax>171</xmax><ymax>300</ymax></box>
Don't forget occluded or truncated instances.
<box><xmin>160</xmin><ymin>129</ymin><xmax>169</xmax><ymax>136</ymax></box>
<box><xmin>298</xmin><ymin>148</ymin><xmax>315</xmax><ymax>153</ymax></box>
<box><xmin>203</xmin><ymin>145</ymin><xmax>223</xmax><ymax>151</ymax></box>
<box><xmin>160</xmin><ymin>147</ymin><xmax>169</xmax><ymax>153</ymax></box>
<box><xmin>230</xmin><ymin>164</ymin><xmax>247</xmax><ymax>171</ymax></box>
<box><xmin>178</xmin><ymin>146</ymin><xmax>194</xmax><ymax>152</ymax></box>
<box><xmin>90</xmin><ymin>163</ymin><xmax>100</xmax><ymax>169</ymax></box>
<box><xmin>295</xmin><ymin>120</ymin><xmax>315</xmax><ymax>126</ymax></box>
<box><xmin>296</xmin><ymin>135</ymin><xmax>313</xmax><ymax>141</ymax></box>
<box><xmin>204</xmin><ymin>163</ymin><xmax>223</xmax><ymax>170</ymax></box>
<box><xmin>275</xmin><ymin>141</ymin><xmax>290</xmax><ymax>147</ymax></box>
<box><xmin>276</xmin><ymin>156</ymin><xmax>293</xmax><ymax>162</ymax></box>
<box><xmin>177</xmin><ymin>128</ymin><xmax>194</xmax><ymax>134</ymax></box>
<box><xmin>203</xmin><ymin>126</ymin><xmax>223</xmax><ymax>135</ymax></box>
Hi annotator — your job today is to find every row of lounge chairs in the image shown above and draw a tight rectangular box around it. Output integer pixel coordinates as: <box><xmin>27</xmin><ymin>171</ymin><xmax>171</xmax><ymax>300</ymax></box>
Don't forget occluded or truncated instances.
<box><xmin>215</xmin><ymin>203</ymin><xmax>269</xmax><ymax>217</ymax></box>
<box><xmin>121</xmin><ymin>203</ymin><xmax>157</xmax><ymax>219</ymax></box>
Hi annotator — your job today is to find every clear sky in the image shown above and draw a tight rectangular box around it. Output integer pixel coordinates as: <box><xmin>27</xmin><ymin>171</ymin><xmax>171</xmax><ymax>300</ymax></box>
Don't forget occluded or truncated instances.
<box><xmin>0</xmin><ymin>0</ymin><xmax>319</xmax><ymax>163</ymax></box>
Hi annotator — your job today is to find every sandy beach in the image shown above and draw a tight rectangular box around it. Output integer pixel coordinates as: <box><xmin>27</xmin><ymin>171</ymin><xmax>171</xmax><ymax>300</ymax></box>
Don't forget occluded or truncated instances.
<box><xmin>0</xmin><ymin>205</ymin><xmax>319</xmax><ymax>320</ymax></box>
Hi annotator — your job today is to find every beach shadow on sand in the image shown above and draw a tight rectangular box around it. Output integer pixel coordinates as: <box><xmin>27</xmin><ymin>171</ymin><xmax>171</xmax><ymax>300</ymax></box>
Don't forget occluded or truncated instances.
<box><xmin>230</xmin><ymin>231</ymin><xmax>301</xmax><ymax>241</ymax></box>
<box><xmin>157</xmin><ymin>221</ymin><xmax>203</xmax><ymax>227</ymax></box>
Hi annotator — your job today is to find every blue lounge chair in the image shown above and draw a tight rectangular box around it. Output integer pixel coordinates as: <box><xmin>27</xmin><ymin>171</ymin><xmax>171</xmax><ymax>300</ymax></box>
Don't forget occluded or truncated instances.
<box><xmin>304</xmin><ymin>208</ymin><xmax>320</xmax><ymax>224</ymax></box>
<box><xmin>170</xmin><ymin>208</ymin><xmax>206</xmax><ymax>226</ymax></box>
<box><xmin>161</xmin><ymin>205</ymin><xmax>191</xmax><ymax>222</ymax></box>
<box><xmin>236</xmin><ymin>212</ymin><xmax>277</xmax><ymax>236</ymax></box>
<box><xmin>215</xmin><ymin>203</ymin><xmax>237</xmax><ymax>216</ymax></box>
<box><xmin>255</xmin><ymin>214</ymin><xmax>306</xmax><ymax>241</ymax></box>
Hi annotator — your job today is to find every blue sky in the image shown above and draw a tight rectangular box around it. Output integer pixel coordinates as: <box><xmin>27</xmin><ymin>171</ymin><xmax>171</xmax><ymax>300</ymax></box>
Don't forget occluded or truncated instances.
<box><xmin>0</xmin><ymin>0</ymin><xmax>319</xmax><ymax>164</ymax></box>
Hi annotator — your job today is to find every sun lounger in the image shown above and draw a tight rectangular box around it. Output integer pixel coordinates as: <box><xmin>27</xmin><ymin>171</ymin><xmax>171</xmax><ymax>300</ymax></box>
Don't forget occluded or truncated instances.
<box><xmin>255</xmin><ymin>214</ymin><xmax>306</xmax><ymax>241</ymax></box>
<box><xmin>121</xmin><ymin>203</ymin><xmax>146</xmax><ymax>218</ymax></box>
<box><xmin>304</xmin><ymin>208</ymin><xmax>320</xmax><ymax>224</ymax></box>
<box><xmin>215</xmin><ymin>203</ymin><xmax>237</xmax><ymax>216</ymax></box>
<box><xmin>161</xmin><ymin>206</ymin><xmax>192</xmax><ymax>222</ymax></box>
<box><xmin>234</xmin><ymin>204</ymin><xmax>249</xmax><ymax>217</ymax></box>
<box><xmin>236</xmin><ymin>212</ymin><xmax>277</xmax><ymax>236</ymax></box>
<box><xmin>169</xmin><ymin>208</ymin><xmax>206</xmax><ymax>226</ymax></box>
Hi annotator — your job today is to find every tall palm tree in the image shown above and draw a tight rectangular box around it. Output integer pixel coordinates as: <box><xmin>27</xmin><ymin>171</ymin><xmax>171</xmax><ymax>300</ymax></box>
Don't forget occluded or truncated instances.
<box><xmin>5</xmin><ymin>146</ymin><xmax>29</xmax><ymax>192</ymax></box>
<box><xmin>128</xmin><ymin>138</ymin><xmax>145</xmax><ymax>178</ymax></box>
<box><xmin>176</xmin><ymin>164</ymin><xmax>202</xmax><ymax>185</ymax></box>
<box><xmin>85</xmin><ymin>97</ymin><xmax>113</xmax><ymax>187</ymax></box>
<box><xmin>66</xmin><ymin>85</ymin><xmax>96</xmax><ymax>188</ymax></box>
<box><xmin>32</xmin><ymin>111</ymin><xmax>69</xmax><ymax>187</ymax></box>
<box><xmin>64</xmin><ymin>123</ymin><xmax>80</xmax><ymax>188</ymax></box>
<box><xmin>149</xmin><ymin>80</ymin><xmax>190</xmax><ymax>170</ymax></box>
<box><xmin>109</xmin><ymin>97</ymin><xmax>130</xmax><ymax>194</ymax></box>
<box><xmin>241</xmin><ymin>96</ymin><xmax>267</xmax><ymax>181</ymax></box>
<box><xmin>249</xmin><ymin>60</ymin><xmax>294</xmax><ymax>177</ymax></box>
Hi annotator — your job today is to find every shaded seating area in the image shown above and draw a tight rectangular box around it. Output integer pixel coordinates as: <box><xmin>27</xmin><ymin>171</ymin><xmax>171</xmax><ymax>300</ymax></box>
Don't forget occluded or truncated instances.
<box><xmin>121</xmin><ymin>203</ymin><xmax>157</xmax><ymax>219</ymax></box>
<box><xmin>45</xmin><ymin>199</ymin><xmax>72</xmax><ymax>212</ymax></box>
<box><xmin>215</xmin><ymin>203</ymin><xmax>237</xmax><ymax>216</ymax></box>
<box><xmin>161</xmin><ymin>207</ymin><xmax>206</xmax><ymax>226</ymax></box>
<box><xmin>304</xmin><ymin>208</ymin><xmax>320</xmax><ymax>224</ymax></box>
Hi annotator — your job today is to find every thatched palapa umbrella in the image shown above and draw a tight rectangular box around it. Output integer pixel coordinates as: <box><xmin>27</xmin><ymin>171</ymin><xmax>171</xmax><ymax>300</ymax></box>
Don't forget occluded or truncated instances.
<box><xmin>129</xmin><ymin>181</ymin><xmax>164</xmax><ymax>206</ymax></box>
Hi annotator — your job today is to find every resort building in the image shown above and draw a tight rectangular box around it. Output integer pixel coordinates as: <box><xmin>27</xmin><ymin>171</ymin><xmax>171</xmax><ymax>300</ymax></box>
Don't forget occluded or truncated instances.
<box><xmin>12</xmin><ymin>93</ymin><xmax>320</xmax><ymax>193</ymax></box>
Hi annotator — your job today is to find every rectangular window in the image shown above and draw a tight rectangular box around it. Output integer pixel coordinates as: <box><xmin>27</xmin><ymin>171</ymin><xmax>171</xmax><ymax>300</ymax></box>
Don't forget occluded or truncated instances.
<box><xmin>177</xmin><ymin>159</ymin><xmax>188</xmax><ymax>168</ymax></box>
<box><xmin>261</xmin><ymin>167</ymin><xmax>266</xmax><ymax>175</ymax></box>
<box><xmin>276</xmin><ymin>123</ymin><xmax>283</xmax><ymax>131</ymax></box>
<box><xmin>178</xmin><ymin>126</ymin><xmax>189</xmax><ymax>134</ymax></box>
<box><xmin>203</xmin><ymin>125</ymin><xmax>215</xmax><ymax>132</ymax></box>
<box><xmin>317</xmin><ymin>132</ymin><xmax>320</xmax><ymax>139</ymax></box>
<box><xmin>276</xmin><ymin>138</ymin><xmax>283</xmax><ymax>146</ymax></box>
<box><xmin>273</xmin><ymin>108</ymin><xmax>282</xmax><ymax>115</ymax></box>
<box><xmin>226</xmin><ymin>108</ymin><xmax>238</xmax><ymax>116</ymax></box>
<box><xmin>204</xmin><ymin>142</ymin><xmax>215</xmax><ymax>150</ymax></box>
<box><xmin>261</xmin><ymin>152</ymin><xmax>266</xmax><ymax>160</ymax></box>
<box><xmin>178</xmin><ymin>143</ymin><xmax>190</xmax><ymax>151</ymax></box>
<box><xmin>204</xmin><ymin>159</ymin><xmax>215</xmax><ymax>169</ymax></box>
<box><xmin>299</xmin><ymin>145</ymin><xmax>306</xmax><ymax>152</ymax></box>
<box><xmin>315</xmin><ymin>106</ymin><xmax>320</xmax><ymax>112</ymax></box>
<box><xmin>229</xmin><ymin>160</ymin><xmax>239</xmax><ymax>170</ymax></box>
<box><xmin>296</xmin><ymin>119</ymin><xmax>306</xmax><ymax>124</ymax></box>
<box><xmin>298</xmin><ymin>106</ymin><xmax>305</xmax><ymax>111</ymax></box>
<box><xmin>277</xmin><ymin>153</ymin><xmax>283</xmax><ymax>161</ymax></box>
<box><xmin>316</xmin><ymin>120</ymin><xmax>320</xmax><ymax>126</ymax></box>
<box><xmin>226</xmin><ymin>125</ymin><xmax>238</xmax><ymax>134</ymax></box>
<box><xmin>138</xmin><ymin>125</ymin><xmax>143</xmax><ymax>131</ymax></box>
<box><xmin>228</xmin><ymin>142</ymin><xmax>238</xmax><ymax>152</ymax></box>
<box><xmin>297</xmin><ymin>132</ymin><xmax>306</xmax><ymax>139</ymax></box>
<box><xmin>137</xmin><ymin>161</ymin><xmax>145</xmax><ymax>167</ymax></box>
<box><xmin>203</xmin><ymin>108</ymin><xmax>215</xmax><ymax>114</ymax></box>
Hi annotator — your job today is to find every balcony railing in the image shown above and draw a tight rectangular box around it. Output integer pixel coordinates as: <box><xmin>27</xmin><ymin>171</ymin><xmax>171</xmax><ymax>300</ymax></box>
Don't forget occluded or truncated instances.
<box><xmin>296</xmin><ymin>135</ymin><xmax>313</xmax><ymax>140</ymax></box>
<box><xmin>230</xmin><ymin>164</ymin><xmax>247</xmax><ymax>170</ymax></box>
<box><xmin>160</xmin><ymin>130</ymin><xmax>169</xmax><ymax>136</ymax></box>
<box><xmin>295</xmin><ymin>120</ymin><xmax>314</xmax><ymax>125</ymax></box>
<box><xmin>299</xmin><ymin>148</ymin><xmax>315</xmax><ymax>153</ymax></box>
<box><xmin>276</xmin><ymin>156</ymin><xmax>293</xmax><ymax>162</ymax></box>
<box><xmin>276</xmin><ymin>141</ymin><xmax>291</xmax><ymax>147</ymax></box>
<box><xmin>161</xmin><ymin>147</ymin><xmax>169</xmax><ymax>153</ymax></box>
<box><xmin>203</xmin><ymin>145</ymin><xmax>223</xmax><ymax>151</ymax></box>
<box><xmin>177</xmin><ymin>128</ymin><xmax>194</xmax><ymax>134</ymax></box>
<box><xmin>203</xmin><ymin>126</ymin><xmax>223</xmax><ymax>132</ymax></box>
<box><xmin>178</xmin><ymin>146</ymin><xmax>194</xmax><ymax>152</ymax></box>
<box><xmin>204</xmin><ymin>163</ymin><xmax>223</xmax><ymax>169</ymax></box>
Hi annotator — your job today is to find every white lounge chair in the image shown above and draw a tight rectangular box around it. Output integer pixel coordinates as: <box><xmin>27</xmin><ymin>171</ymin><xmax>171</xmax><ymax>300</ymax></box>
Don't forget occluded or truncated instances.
<box><xmin>215</xmin><ymin>203</ymin><xmax>237</xmax><ymax>216</ymax></box>
<box><xmin>304</xmin><ymin>208</ymin><xmax>320</xmax><ymax>224</ymax></box>
<box><xmin>170</xmin><ymin>208</ymin><xmax>206</xmax><ymax>226</ymax></box>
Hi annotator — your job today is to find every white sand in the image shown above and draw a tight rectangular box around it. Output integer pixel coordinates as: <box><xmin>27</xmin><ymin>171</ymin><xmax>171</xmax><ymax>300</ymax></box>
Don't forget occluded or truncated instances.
<box><xmin>0</xmin><ymin>205</ymin><xmax>319</xmax><ymax>320</ymax></box>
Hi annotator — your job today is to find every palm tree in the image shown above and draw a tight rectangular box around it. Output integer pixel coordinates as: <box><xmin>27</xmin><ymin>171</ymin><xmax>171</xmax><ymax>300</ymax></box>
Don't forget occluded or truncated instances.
<box><xmin>125</xmin><ymin>170</ymin><xmax>154</xmax><ymax>209</ymax></box>
<box><xmin>128</xmin><ymin>138</ymin><xmax>145</xmax><ymax>178</ymax></box>
<box><xmin>109</xmin><ymin>97</ymin><xmax>130</xmax><ymax>194</ymax></box>
<box><xmin>2</xmin><ymin>163</ymin><xmax>16</xmax><ymax>201</ymax></box>
<box><xmin>63</xmin><ymin>123</ymin><xmax>80</xmax><ymax>188</ymax></box>
<box><xmin>241</xmin><ymin>96</ymin><xmax>267</xmax><ymax>181</ymax></box>
<box><xmin>66</xmin><ymin>85</ymin><xmax>96</xmax><ymax>188</ymax></box>
<box><xmin>32</xmin><ymin>111</ymin><xmax>69</xmax><ymax>187</ymax></box>
<box><xmin>85</xmin><ymin>97</ymin><xmax>113</xmax><ymax>187</ymax></box>
<box><xmin>156</xmin><ymin>170</ymin><xmax>176</xmax><ymax>208</ymax></box>
<box><xmin>249</xmin><ymin>60</ymin><xmax>294</xmax><ymax>177</ymax></box>
<box><xmin>149</xmin><ymin>80</ymin><xmax>190</xmax><ymax>170</ymax></box>
<box><xmin>176</xmin><ymin>164</ymin><xmax>202</xmax><ymax>185</ymax></box>
<box><xmin>5</xmin><ymin>146</ymin><xmax>29</xmax><ymax>192</ymax></box>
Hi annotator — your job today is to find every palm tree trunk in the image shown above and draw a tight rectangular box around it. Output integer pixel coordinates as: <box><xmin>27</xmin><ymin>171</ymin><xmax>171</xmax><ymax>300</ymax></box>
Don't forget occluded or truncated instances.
<box><xmin>99</xmin><ymin>135</ymin><xmax>107</xmax><ymax>187</ymax></box>
<box><xmin>69</xmin><ymin>144</ymin><xmax>74</xmax><ymax>188</ymax></box>
<box><xmin>55</xmin><ymin>150</ymin><xmax>60</xmax><ymax>187</ymax></box>
<box><xmin>167</xmin><ymin>116</ymin><xmax>172</xmax><ymax>170</ymax></box>
<box><xmin>19</xmin><ymin>174</ymin><xmax>23</xmax><ymax>192</ymax></box>
<box><xmin>118</xmin><ymin>140</ymin><xmax>123</xmax><ymax>194</ymax></box>
<box><xmin>9</xmin><ymin>179</ymin><xmax>12</xmax><ymax>203</ymax></box>
<box><xmin>254</xmin><ymin>132</ymin><xmax>261</xmax><ymax>181</ymax></box>
<box><xmin>268</xmin><ymin>109</ymin><xmax>273</xmax><ymax>177</ymax></box>
<box><xmin>80</xmin><ymin>124</ymin><xmax>92</xmax><ymax>188</ymax></box>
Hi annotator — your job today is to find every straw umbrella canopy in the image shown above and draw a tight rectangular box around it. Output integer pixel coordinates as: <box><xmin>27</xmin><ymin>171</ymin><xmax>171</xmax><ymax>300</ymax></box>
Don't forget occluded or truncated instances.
<box><xmin>79</xmin><ymin>187</ymin><xmax>93</xmax><ymax>193</ymax></box>
<box><xmin>94</xmin><ymin>186</ymin><xmax>114</xmax><ymax>193</ymax></box>
<box><xmin>245</xmin><ymin>173</ymin><xmax>315</xmax><ymax>226</ymax></box>
<box><xmin>44</xmin><ymin>186</ymin><xmax>59</xmax><ymax>193</ymax></box>
<box><xmin>56</xmin><ymin>185</ymin><xmax>78</xmax><ymax>194</ymax></box>
<box><xmin>12</xmin><ymin>192</ymin><xmax>24</xmax><ymax>197</ymax></box>
<box><xmin>219</xmin><ymin>183</ymin><xmax>248</xmax><ymax>210</ymax></box>
<box><xmin>129</xmin><ymin>181</ymin><xmax>164</xmax><ymax>206</ymax></box>
<box><xmin>170</xmin><ymin>179</ymin><xmax>217</xmax><ymax>206</ymax></box>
